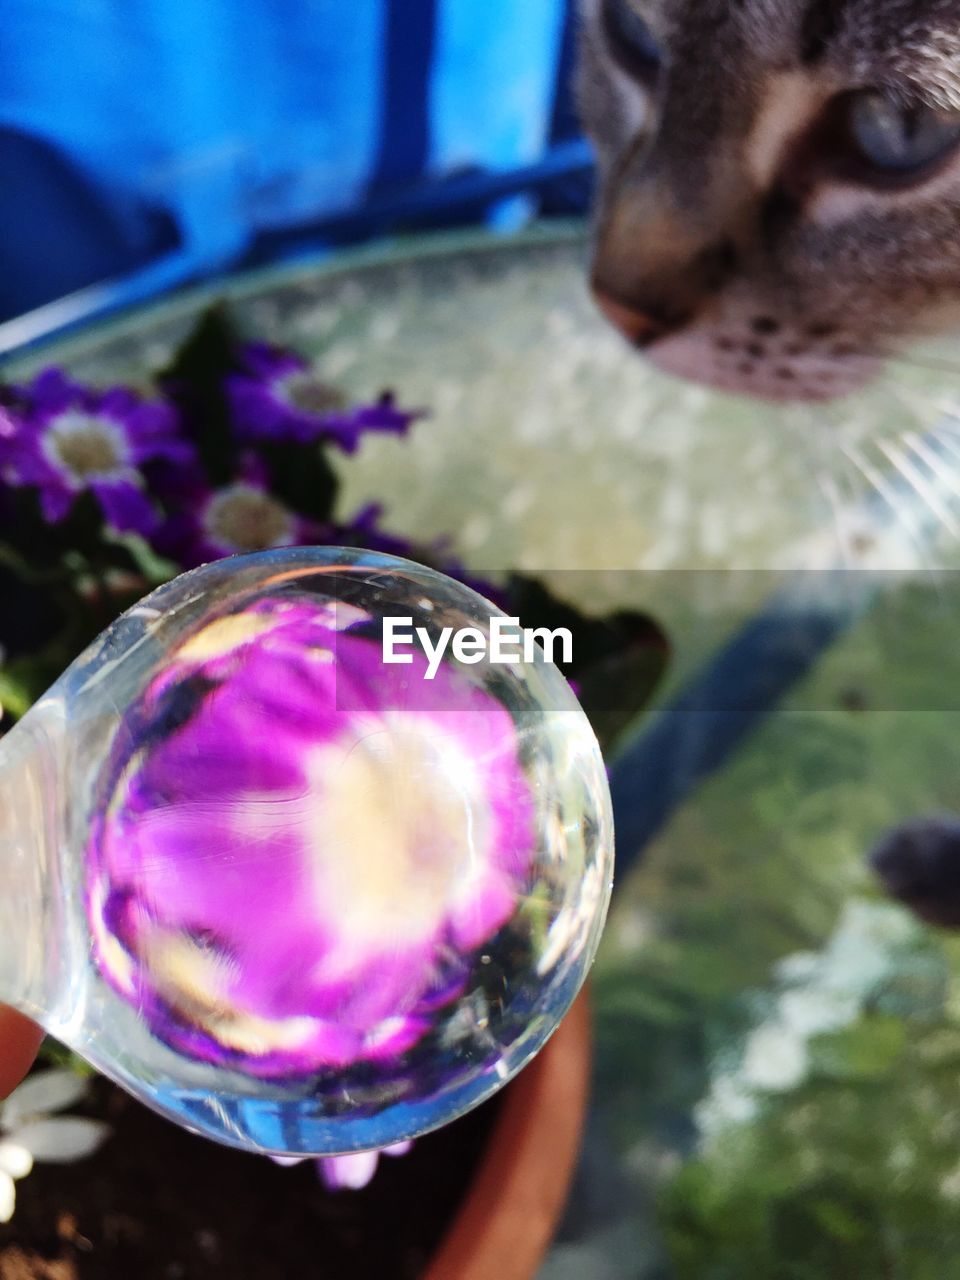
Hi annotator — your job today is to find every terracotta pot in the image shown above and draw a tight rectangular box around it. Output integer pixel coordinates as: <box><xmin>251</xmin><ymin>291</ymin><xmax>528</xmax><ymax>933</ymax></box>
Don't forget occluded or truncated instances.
<box><xmin>425</xmin><ymin>989</ymin><xmax>591</xmax><ymax>1280</ymax></box>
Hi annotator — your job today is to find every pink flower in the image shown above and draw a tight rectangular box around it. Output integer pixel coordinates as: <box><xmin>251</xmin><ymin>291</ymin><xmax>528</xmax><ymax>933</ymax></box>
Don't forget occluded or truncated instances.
<box><xmin>86</xmin><ymin>595</ymin><xmax>536</xmax><ymax>1078</ymax></box>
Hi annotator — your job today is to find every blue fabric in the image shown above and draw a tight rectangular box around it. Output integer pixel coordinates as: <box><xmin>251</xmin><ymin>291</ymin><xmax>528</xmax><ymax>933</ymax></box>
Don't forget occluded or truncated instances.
<box><xmin>429</xmin><ymin>1</ymin><xmax>566</xmax><ymax>176</ymax></box>
<box><xmin>371</xmin><ymin>0</ymin><xmax>436</xmax><ymax>194</ymax></box>
<box><xmin>0</xmin><ymin>0</ymin><xmax>584</xmax><ymax>324</ymax></box>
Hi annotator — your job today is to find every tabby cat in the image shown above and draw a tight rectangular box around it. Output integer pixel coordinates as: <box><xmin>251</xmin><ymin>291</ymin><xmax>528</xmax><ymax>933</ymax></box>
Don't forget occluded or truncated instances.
<box><xmin>578</xmin><ymin>0</ymin><xmax>960</xmax><ymax>402</ymax></box>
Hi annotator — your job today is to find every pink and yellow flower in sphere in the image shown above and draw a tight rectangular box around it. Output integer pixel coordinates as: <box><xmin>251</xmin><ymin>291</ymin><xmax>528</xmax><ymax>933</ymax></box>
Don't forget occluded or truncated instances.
<box><xmin>85</xmin><ymin>595</ymin><xmax>536</xmax><ymax>1078</ymax></box>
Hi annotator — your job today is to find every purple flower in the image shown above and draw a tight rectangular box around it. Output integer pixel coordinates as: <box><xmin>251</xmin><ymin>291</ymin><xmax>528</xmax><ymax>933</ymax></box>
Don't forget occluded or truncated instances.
<box><xmin>86</xmin><ymin>596</ymin><xmax>536</xmax><ymax>1078</ymax></box>
<box><xmin>152</xmin><ymin>455</ymin><xmax>321</xmax><ymax>568</ymax></box>
<box><xmin>271</xmin><ymin>1140</ymin><xmax>413</xmax><ymax>1190</ymax></box>
<box><xmin>4</xmin><ymin>369</ymin><xmax>191</xmax><ymax>532</ymax></box>
<box><xmin>333</xmin><ymin>503</ymin><xmax>416</xmax><ymax>559</ymax></box>
<box><xmin>317</xmin><ymin>1141</ymin><xmax>412</xmax><ymax>1191</ymax></box>
<box><xmin>334</xmin><ymin>506</ymin><xmax>508</xmax><ymax>608</ymax></box>
<box><xmin>226</xmin><ymin>344</ymin><xmax>422</xmax><ymax>453</ymax></box>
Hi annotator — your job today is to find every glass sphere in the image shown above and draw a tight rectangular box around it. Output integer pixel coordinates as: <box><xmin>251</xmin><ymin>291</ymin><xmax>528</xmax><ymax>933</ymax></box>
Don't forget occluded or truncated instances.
<box><xmin>39</xmin><ymin>547</ymin><xmax>613</xmax><ymax>1154</ymax></box>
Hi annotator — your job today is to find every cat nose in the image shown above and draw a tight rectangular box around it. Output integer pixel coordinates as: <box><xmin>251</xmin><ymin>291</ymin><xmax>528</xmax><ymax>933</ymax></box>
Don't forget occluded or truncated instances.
<box><xmin>591</xmin><ymin>284</ymin><xmax>677</xmax><ymax>349</ymax></box>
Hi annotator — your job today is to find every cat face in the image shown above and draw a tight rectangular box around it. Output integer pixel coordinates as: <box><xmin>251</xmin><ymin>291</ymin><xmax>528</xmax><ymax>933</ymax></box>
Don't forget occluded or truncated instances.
<box><xmin>579</xmin><ymin>0</ymin><xmax>960</xmax><ymax>400</ymax></box>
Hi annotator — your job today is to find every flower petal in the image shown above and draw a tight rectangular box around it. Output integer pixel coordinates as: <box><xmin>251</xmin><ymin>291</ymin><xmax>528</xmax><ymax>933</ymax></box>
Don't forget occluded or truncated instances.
<box><xmin>0</xmin><ymin>1142</ymin><xmax>33</xmax><ymax>1181</ymax></box>
<box><xmin>86</xmin><ymin>600</ymin><xmax>536</xmax><ymax>1077</ymax></box>
<box><xmin>237</xmin><ymin>343</ymin><xmax>307</xmax><ymax>382</ymax></box>
<box><xmin>383</xmin><ymin>1140</ymin><xmax>413</xmax><ymax>1158</ymax></box>
<box><xmin>10</xmin><ymin>1117</ymin><xmax>110</xmax><ymax>1163</ymax></box>
<box><xmin>1</xmin><ymin>1069</ymin><xmax>89</xmax><ymax>1128</ymax></box>
<box><xmin>38</xmin><ymin>484</ymin><xmax>76</xmax><ymax>523</ymax></box>
<box><xmin>317</xmin><ymin>1150</ymin><xmax>380</xmax><ymax>1191</ymax></box>
<box><xmin>0</xmin><ymin>1169</ymin><xmax>15</xmax><ymax>1224</ymax></box>
<box><xmin>92</xmin><ymin>481</ymin><xmax>157</xmax><ymax>534</ymax></box>
<box><xmin>225</xmin><ymin>377</ymin><xmax>297</xmax><ymax>442</ymax></box>
<box><xmin>27</xmin><ymin>368</ymin><xmax>78</xmax><ymax>411</ymax></box>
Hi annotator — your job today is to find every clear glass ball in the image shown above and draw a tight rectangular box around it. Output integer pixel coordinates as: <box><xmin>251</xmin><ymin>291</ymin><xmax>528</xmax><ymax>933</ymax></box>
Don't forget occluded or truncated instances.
<box><xmin>50</xmin><ymin>547</ymin><xmax>613</xmax><ymax>1154</ymax></box>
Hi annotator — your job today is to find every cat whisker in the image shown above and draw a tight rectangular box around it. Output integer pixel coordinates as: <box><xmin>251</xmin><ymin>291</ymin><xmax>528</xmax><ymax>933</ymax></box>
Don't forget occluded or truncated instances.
<box><xmin>875</xmin><ymin>435</ymin><xmax>960</xmax><ymax>541</ymax></box>
<box><xmin>919</xmin><ymin>422</ymin><xmax>960</xmax><ymax>504</ymax></box>
<box><xmin>838</xmin><ymin>439</ymin><xmax>941</xmax><ymax>571</ymax></box>
<box><xmin>785</xmin><ymin>404</ymin><xmax>879</xmax><ymax>567</ymax></box>
<box><xmin>885</xmin><ymin>377</ymin><xmax>960</xmax><ymax>432</ymax></box>
<box><xmin>923</xmin><ymin>421</ymin><xmax>960</xmax><ymax>459</ymax></box>
<box><xmin>928</xmin><ymin>420</ymin><xmax>960</xmax><ymax>459</ymax></box>
<box><xmin>899</xmin><ymin>431</ymin><xmax>960</xmax><ymax>525</ymax></box>
<box><xmin>816</xmin><ymin>465</ymin><xmax>866</xmax><ymax>569</ymax></box>
<box><xmin>794</xmin><ymin>430</ymin><xmax>861</xmax><ymax>568</ymax></box>
<box><xmin>866</xmin><ymin>345</ymin><xmax>960</xmax><ymax>380</ymax></box>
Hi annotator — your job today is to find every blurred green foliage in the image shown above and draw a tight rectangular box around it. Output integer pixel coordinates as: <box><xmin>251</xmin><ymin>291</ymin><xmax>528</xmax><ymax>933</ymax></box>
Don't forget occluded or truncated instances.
<box><xmin>594</xmin><ymin>575</ymin><xmax>960</xmax><ymax>1276</ymax></box>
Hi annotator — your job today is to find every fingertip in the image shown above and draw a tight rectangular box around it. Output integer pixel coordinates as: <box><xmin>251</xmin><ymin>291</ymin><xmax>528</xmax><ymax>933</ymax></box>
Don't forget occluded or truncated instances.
<box><xmin>0</xmin><ymin>1006</ymin><xmax>43</xmax><ymax>1098</ymax></box>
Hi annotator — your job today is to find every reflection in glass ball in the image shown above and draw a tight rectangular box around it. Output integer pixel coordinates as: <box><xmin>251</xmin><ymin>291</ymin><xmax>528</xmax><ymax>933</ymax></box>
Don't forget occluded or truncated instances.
<box><xmin>75</xmin><ymin>549</ymin><xmax>612</xmax><ymax>1153</ymax></box>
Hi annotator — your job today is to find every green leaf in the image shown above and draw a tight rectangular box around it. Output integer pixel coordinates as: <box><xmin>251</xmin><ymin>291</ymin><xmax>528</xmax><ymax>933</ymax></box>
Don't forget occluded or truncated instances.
<box><xmin>0</xmin><ymin>668</ymin><xmax>33</xmax><ymax>720</ymax></box>
<box><xmin>808</xmin><ymin>1014</ymin><xmax>907</xmax><ymax>1081</ymax></box>
<box><xmin>100</xmin><ymin>530</ymin><xmax>178</xmax><ymax>586</ymax></box>
<box><xmin>809</xmin><ymin>1196</ymin><xmax>870</xmax><ymax>1244</ymax></box>
<box><xmin>257</xmin><ymin>439</ymin><xmax>340</xmax><ymax>525</ymax></box>
<box><xmin>158</xmin><ymin>304</ymin><xmax>240</xmax><ymax>484</ymax></box>
<box><xmin>159</xmin><ymin>303</ymin><xmax>238</xmax><ymax>390</ymax></box>
<box><xmin>576</xmin><ymin>645</ymin><xmax>669</xmax><ymax>750</ymax></box>
<box><xmin>505</xmin><ymin>574</ymin><xmax>669</xmax><ymax>748</ymax></box>
<box><xmin>36</xmin><ymin>1038</ymin><xmax>96</xmax><ymax>1076</ymax></box>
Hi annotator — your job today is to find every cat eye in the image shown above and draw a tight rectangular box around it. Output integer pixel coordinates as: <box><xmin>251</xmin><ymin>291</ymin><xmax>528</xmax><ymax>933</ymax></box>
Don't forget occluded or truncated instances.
<box><xmin>847</xmin><ymin>90</ymin><xmax>960</xmax><ymax>176</ymax></box>
<box><xmin>601</xmin><ymin>0</ymin><xmax>663</xmax><ymax>81</ymax></box>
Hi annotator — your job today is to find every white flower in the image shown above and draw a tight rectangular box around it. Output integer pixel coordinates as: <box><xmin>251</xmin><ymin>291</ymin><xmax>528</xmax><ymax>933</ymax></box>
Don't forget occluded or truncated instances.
<box><xmin>778</xmin><ymin>988</ymin><xmax>859</xmax><ymax>1039</ymax></box>
<box><xmin>0</xmin><ymin>1069</ymin><xmax>110</xmax><ymax>1223</ymax></box>
<box><xmin>695</xmin><ymin>1072</ymin><xmax>758</xmax><ymax>1141</ymax></box>
<box><xmin>941</xmin><ymin>1158</ymin><xmax>960</xmax><ymax>1202</ymax></box>
<box><xmin>820</xmin><ymin>900</ymin><xmax>917</xmax><ymax>997</ymax></box>
<box><xmin>692</xmin><ymin>898</ymin><xmax>919</xmax><ymax>1153</ymax></box>
<box><xmin>740</xmin><ymin>1022</ymin><xmax>809</xmax><ymax>1093</ymax></box>
<box><xmin>774</xmin><ymin>951</ymin><xmax>820</xmax><ymax>985</ymax></box>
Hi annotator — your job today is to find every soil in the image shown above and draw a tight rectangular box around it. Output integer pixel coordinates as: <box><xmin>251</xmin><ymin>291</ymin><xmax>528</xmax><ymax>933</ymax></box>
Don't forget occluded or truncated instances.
<box><xmin>0</xmin><ymin>1077</ymin><xmax>499</xmax><ymax>1280</ymax></box>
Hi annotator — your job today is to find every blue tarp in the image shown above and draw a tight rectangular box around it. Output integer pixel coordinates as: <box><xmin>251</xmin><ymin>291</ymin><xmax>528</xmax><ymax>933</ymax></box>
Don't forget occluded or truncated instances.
<box><xmin>0</xmin><ymin>0</ymin><xmax>586</xmax><ymax>321</ymax></box>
